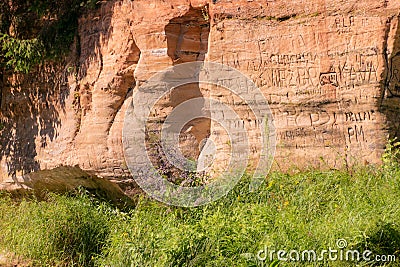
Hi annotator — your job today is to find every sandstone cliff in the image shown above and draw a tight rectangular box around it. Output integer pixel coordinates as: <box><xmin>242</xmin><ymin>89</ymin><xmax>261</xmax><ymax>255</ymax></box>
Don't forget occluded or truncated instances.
<box><xmin>1</xmin><ymin>0</ymin><xmax>400</xmax><ymax>190</ymax></box>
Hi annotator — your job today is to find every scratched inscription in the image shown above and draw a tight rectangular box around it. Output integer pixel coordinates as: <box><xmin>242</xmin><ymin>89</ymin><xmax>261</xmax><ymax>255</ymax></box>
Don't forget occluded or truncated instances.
<box><xmin>216</xmin><ymin>16</ymin><xmax>382</xmax><ymax>103</ymax></box>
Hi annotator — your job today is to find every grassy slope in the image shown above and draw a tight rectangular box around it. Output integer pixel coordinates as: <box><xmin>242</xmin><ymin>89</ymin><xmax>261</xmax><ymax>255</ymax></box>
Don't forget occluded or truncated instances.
<box><xmin>0</xmin><ymin>164</ymin><xmax>399</xmax><ymax>266</ymax></box>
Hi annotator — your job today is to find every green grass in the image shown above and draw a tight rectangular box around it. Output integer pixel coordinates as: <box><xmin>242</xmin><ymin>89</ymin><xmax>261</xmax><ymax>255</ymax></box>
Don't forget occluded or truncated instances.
<box><xmin>0</xmin><ymin>192</ymin><xmax>112</xmax><ymax>266</ymax></box>
<box><xmin>0</xmin><ymin>161</ymin><xmax>399</xmax><ymax>266</ymax></box>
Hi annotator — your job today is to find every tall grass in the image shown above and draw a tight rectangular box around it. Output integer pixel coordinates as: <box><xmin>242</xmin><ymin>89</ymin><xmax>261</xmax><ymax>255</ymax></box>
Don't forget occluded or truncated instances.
<box><xmin>0</xmin><ymin>158</ymin><xmax>399</xmax><ymax>266</ymax></box>
<box><xmin>0</xmin><ymin>193</ymin><xmax>113</xmax><ymax>266</ymax></box>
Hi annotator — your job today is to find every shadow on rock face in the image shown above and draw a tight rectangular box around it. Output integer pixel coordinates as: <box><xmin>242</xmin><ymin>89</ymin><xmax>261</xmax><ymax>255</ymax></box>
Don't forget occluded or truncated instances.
<box><xmin>144</xmin><ymin>6</ymin><xmax>212</xmax><ymax>185</ymax></box>
<box><xmin>381</xmin><ymin>16</ymin><xmax>400</xmax><ymax>142</ymax></box>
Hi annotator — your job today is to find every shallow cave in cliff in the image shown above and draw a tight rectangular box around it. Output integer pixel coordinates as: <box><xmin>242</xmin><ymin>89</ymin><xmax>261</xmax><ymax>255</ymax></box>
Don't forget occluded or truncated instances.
<box><xmin>165</xmin><ymin>6</ymin><xmax>210</xmax><ymax>64</ymax></box>
<box><xmin>154</xmin><ymin>6</ymin><xmax>211</xmax><ymax>178</ymax></box>
<box><xmin>165</xmin><ymin>7</ymin><xmax>211</xmax><ymax>157</ymax></box>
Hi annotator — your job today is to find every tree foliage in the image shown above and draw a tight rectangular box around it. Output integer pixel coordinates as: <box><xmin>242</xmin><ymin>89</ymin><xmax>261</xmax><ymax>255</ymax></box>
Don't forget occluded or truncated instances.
<box><xmin>0</xmin><ymin>0</ymin><xmax>99</xmax><ymax>73</ymax></box>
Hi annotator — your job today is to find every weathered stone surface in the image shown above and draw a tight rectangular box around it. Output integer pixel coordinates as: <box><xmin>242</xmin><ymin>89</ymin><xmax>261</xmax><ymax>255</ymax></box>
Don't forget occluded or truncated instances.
<box><xmin>208</xmin><ymin>8</ymin><xmax>391</xmax><ymax>169</ymax></box>
<box><xmin>0</xmin><ymin>166</ymin><xmax>135</xmax><ymax>208</ymax></box>
<box><xmin>1</xmin><ymin>0</ymin><xmax>400</xmax><ymax>188</ymax></box>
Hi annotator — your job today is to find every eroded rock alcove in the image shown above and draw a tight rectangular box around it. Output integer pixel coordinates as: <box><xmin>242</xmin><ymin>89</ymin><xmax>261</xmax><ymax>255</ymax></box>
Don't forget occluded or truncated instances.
<box><xmin>144</xmin><ymin>6</ymin><xmax>211</xmax><ymax>183</ymax></box>
<box><xmin>165</xmin><ymin>6</ymin><xmax>211</xmax><ymax>158</ymax></box>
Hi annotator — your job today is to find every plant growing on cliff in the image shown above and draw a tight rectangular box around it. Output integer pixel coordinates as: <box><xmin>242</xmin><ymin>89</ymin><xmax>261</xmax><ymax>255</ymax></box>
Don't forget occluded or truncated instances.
<box><xmin>382</xmin><ymin>137</ymin><xmax>400</xmax><ymax>172</ymax></box>
<box><xmin>0</xmin><ymin>0</ymin><xmax>99</xmax><ymax>73</ymax></box>
<box><xmin>201</xmin><ymin>6</ymin><xmax>210</xmax><ymax>22</ymax></box>
<box><xmin>0</xmin><ymin>34</ymin><xmax>43</xmax><ymax>73</ymax></box>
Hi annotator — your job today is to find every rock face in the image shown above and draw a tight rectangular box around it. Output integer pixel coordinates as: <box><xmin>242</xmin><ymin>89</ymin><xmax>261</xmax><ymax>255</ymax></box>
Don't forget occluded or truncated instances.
<box><xmin>1</xmin><ymin>0</ymin><xmax>400</xmax><ymax>188</ymax></box>
<box><xmin>0</xmin><ymin>166</ymin><xmax>135</xmax><ymax>208</ymax></box>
